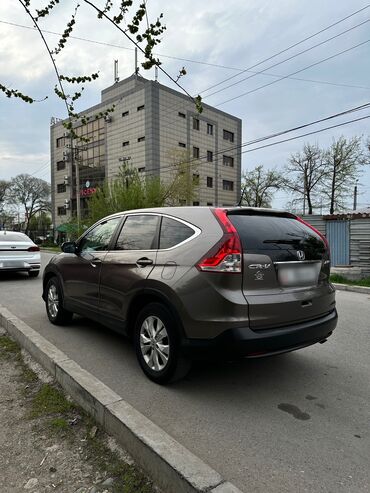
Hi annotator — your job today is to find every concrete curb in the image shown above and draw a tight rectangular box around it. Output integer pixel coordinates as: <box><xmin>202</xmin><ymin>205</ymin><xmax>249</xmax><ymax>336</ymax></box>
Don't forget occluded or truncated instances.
<box><xmin>333</xmin><ymin>283</ymin><xmax>370</xmax><ymax>295</ymax></box>
<box><xmin>0</xmin><ymin>305</ymin><xmax>243</xmax><ymax>493</ymax></box>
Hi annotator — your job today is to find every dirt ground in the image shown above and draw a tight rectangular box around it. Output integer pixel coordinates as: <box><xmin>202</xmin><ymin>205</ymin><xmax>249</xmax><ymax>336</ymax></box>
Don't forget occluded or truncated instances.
<box><xmin>0</xmin><ymin>329</ymin><xmax>159</xmax><ymax>493</ymax></box>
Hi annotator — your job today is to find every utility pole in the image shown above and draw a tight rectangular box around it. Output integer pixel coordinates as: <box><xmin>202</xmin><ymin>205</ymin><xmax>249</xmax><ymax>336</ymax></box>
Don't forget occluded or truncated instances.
<box><xmin>353</xmin><ymin>180</ymin><xmax>358</xmax><ymax>211</ymax></box>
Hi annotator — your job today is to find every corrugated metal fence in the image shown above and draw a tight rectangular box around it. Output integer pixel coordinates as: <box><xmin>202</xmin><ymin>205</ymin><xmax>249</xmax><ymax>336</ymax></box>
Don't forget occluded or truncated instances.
<box><xmin>301</xmin><ymin>214</ymin><xmax>370</xmax><ymax>274</ymax></box>
<box><xmin>350</xmin><ymin>219</ymin><xmax>370</xmax><ymax>276</ymax></box>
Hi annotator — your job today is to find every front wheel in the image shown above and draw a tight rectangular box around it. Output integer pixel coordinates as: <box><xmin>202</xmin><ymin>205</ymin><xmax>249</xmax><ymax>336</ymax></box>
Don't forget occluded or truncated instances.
<box><xmin>45</xmin><ymin>277</ymin><xmax>73</xmax><ymax>325</ymax></box>
<box><xmin>134</xmin><ymin>303</ymin><xmax>191</xmax><ymax>384</ymax></box>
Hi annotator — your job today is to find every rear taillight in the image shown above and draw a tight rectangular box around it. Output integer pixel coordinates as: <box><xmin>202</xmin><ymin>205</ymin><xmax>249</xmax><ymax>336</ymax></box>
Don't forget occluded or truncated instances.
<box><xmin>296</xmin><ymin>216</ymin><xmax>330</xmax><ymax>254</ymax></box>
<box><xmin>197</xmin><ymin>209</ymin><xmax>242</xmax><ymax>273</ymax></box>
<box><xmin>27</xmin><ymin>246</ymin><xmax>40</xmax><ymax>252</ymax></box>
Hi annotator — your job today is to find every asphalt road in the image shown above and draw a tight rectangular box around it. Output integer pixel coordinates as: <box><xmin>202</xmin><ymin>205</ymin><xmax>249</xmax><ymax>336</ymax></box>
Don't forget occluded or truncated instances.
<box><xmin>0</xmin><ymin>253</ymin><xmax>369</xmax><ymax>493</ymax></box>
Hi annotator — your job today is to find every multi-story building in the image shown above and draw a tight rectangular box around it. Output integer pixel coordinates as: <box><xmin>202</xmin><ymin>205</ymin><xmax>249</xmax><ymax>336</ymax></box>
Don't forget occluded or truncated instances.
<box><xmin>50</xmin><ymin>74</ymin><xmax>242</xmax><ymax>227</ymax></box>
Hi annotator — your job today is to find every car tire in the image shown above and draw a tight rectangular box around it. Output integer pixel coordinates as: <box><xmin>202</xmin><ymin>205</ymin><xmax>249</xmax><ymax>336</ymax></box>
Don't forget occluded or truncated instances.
<box><xmin>134</xmin><ymin>302</ymin><xmax>191</xmax><ymax>384</ymax></box>
<box><xmin>29</xmin><ymin>270</ymin><xmax>40</xmax><ymax>278</ymax></box>
<box><xmin>45</xmin><ymin>277</ymin><xmax>73</xmax><ymax>325</ymax></box>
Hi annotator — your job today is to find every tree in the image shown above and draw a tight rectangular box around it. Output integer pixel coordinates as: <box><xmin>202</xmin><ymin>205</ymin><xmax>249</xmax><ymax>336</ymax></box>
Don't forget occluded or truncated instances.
<box><xmin>0</xmin><ymin>180</ymin><xmax>10</xmax><ymax>213</ymax></box>
<box><xmin>164</xmin><ymin>149</ymin><xmax>200</xmax><ymax>206</ymax></box>
<box><xmin>86</xmin><ymin>161</ymin><xmax>199</xmax><ymax>227</ymax></box>
<box><xmin>240</xmin><ymin>165</ymin><xmax>283</xmax><ymax>208</ymax></box>
<box><xmin>322</xmin><ymin>136</ymin><xmax>368</xmax><ymax>214</ymax></box>
<box><xmin>284</xmin><ymin>143</ymin><xmax>327</xmax><ymax>214</ymax></box>
<box><xmin>1</xmin><ymin>1</ymin><xmax>202</xmax><ymax>136</ymax></box>
<box><xmin>9</xmin><ymin>174</ymin><xmax>51</xmax><ymax>234</ymax></box>
<box><xmin>28</xmin><ymin>211</ymin><xmax>52</xmax><ymax>235</ymax></box>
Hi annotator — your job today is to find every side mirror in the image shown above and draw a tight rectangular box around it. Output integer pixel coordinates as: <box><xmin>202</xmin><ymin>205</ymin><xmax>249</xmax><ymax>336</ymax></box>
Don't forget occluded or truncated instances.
<box><xmin>61</xmin><ymin>241</ymin><xmax>77</xmax><ymax>254</ymax></box>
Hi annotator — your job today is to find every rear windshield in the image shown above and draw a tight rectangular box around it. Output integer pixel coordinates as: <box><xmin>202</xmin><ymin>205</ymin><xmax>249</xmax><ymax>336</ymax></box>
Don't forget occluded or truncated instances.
<box><xmin>228</xmin><ymin>214</ymin><xmax>325</xmax><ymax>253</ymax></box>
<box><xmin>0</xmin><ymin>233</ymin><xmax>30</xmax><ymax>242</ymax></box>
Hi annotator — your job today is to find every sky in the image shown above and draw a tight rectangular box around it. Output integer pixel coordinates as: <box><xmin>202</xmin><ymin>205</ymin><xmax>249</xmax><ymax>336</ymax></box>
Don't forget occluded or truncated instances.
<box><xmin>0</xmin><ymin>0</ymin><xmax>369</xmax><ymax>212</ymax></box>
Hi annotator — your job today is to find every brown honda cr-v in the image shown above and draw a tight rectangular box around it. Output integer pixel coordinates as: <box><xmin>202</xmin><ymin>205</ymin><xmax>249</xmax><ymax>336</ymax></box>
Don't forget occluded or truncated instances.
<box><xmin>43</xmin><ymin>207</ymin><xmax>337</xmax><ymax>383</ymax></box>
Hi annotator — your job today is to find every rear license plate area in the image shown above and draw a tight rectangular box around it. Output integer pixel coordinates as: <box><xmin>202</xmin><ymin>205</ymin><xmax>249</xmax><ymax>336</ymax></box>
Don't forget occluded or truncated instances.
<box><xmin>277</xmin><ymin>263</ymin><xmax>320</xmax><ymax>287</ymax></box>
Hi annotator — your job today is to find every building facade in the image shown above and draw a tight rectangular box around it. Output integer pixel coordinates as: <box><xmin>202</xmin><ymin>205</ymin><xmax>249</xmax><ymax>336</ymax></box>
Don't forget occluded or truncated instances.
<box><xmin>50</xmin><ymin>74</ymin><xmax>242</xmax><ymax>227</ymax></box>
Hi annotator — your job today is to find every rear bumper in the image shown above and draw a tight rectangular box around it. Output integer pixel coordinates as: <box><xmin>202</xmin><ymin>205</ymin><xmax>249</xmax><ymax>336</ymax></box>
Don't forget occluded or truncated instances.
<box><xmin>181</xmin><ymin>309</ymin><xmax>338</xmax><ymax>360</ymax></box>
<box><xmin>0</xmin><ymin>261</ymin><xmax>40</xmax><ymax>272</ymax></box>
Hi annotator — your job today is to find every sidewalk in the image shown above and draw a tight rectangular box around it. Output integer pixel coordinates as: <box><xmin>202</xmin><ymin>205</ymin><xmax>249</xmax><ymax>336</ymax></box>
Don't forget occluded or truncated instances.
<box><xmin>0</xmin><ymin>328</ymin><xmax>158</xmax><ymax>493</ymax></box>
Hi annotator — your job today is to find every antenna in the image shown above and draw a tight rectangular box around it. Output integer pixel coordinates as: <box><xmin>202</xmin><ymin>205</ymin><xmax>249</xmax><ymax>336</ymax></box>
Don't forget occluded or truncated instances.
<box><xmin>135</xmin><ymin>47</ymin><xmax>138</xmax><ymax>76</ymax></box>
<box><xmin>114</xmin><ymin>60</ymin><xmax>119</xmax><ymax>83</ymax></box>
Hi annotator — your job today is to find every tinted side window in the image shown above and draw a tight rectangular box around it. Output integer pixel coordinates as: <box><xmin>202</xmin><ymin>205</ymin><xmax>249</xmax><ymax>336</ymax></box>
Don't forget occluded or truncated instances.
<box><xmin>159</xmin><ymin>217</ymin><xmax>194</xmax><ymax>249</ymax></box>
<box><xmin>116</xmin><ymin>215</ymin><xmax>159</xmax><ymax>250</ymax></box>
<box><xmin>79</xmin><ymin>218</ymin><xmax>121</xmax><ymax>252</ymax></box>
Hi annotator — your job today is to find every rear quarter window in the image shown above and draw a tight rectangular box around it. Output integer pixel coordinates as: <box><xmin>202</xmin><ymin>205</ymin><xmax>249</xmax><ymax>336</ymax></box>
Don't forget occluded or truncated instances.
<box><xmin>159</xmin><ymin>217</ymin><xmax>195</xmax><ymax>249</ymax></box>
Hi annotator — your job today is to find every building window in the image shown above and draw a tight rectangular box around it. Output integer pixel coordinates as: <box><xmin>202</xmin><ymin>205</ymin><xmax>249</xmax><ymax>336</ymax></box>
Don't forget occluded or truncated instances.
<box><xmin>207</xmin><ymin>123</ymin><xmax>213</xmax><ymax>135</ymax></box>
<box><xmin>207</xmin><ymin>151</ymin><xmax>213</xmax><ymax>162</ymax></box>
<box><xmin>138</xmin><ymin>136</ymin><xmax>145</xmax><ymax>142</ymax></box>
<box><xmin>207</xmin><ymin>202</ymin><xmax>213</xmax><ymax>206</ymax></box>
<box><xmin>178</xmin><ymin>112</ymin><xmax>186</xmax><ymax>118</ymax></box>
<box><xmin>138</xmin><ymin>167</ymin><xmax>145</xmax><ymax>173</ymax></box>
<box><xmin>56</xmin><ymin>137</ymin><xmax>65</xmax><ymax>148</ymax></box>
<box><xmin>122</xmin><ymin>141</ymin><xmax>130</xmax><ymax>147</ymax></box>
<box><xmin>193</xmin><ymin>201</ymin><xmax>200</xmax><ymax>206</ymax></box>
<box><xmin>178</xmin><ymin>142</ymin><xmax>186</xmax><ymax>148</ymax></box>
<box><xmin>193</xmin><ymin>118</ymin><xmax>200</xmax><ymax>130</ymax></box>
<box><xmin>137</xmin><ymin>105</ymin><xmax>145</xmax><ymax>111</ymax></box>
<box><xmin>223</xmin><ymin>180</ymin><xmax>234</xmax><ymax>191</ymax></box>
<box><xmin>56</xmin><ymin>161</ymin><xmax>65</xmax><ymax>171</ymax></box>
<box><xmin>57</xmin><ymin>183</ymin><xmax>66</xmax><ymax>193</ymax></box>
<box><xmin>193</xmin><ymin>174</ymin><xmax>200</xmax><ymax>185</ymax></box>
<box><xmin>223</xmin><ymin>130</ymin><xmax>234</xmax><ymax>142</ymax></box>
<box><xmin>122</xmin><ymin>111</ymin><xmax>129</xmax><ymax>117</ymax></box>
<box><xmin>193</xmin><ymin>146</ymin><xmax>199</xmax><ymax>158</ymax></box>
<box><xmin>57</xmin><ymin>207</ymin><xmax>67</xmax><ymax>216</ymax></box>
<box><xmin>206</xmin><ymin>176</ymin><xmax>213</xmax><ymax>188</ymax></box>
<box><xmin>223</xmin><ymin>155</ymin><xmax>234</xmax><ymax>167</ymax></box>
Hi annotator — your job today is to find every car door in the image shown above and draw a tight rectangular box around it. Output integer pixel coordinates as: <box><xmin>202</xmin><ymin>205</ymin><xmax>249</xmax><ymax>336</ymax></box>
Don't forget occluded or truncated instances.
<box><xmin>98</xmin><ymin>214</ymin><xmax>160</xmax><ymax>331</ymax></box>
<box><xmin>61</xmin><ymin>216</ymin><xmax>122</xmax><ymax>318</ymax></box>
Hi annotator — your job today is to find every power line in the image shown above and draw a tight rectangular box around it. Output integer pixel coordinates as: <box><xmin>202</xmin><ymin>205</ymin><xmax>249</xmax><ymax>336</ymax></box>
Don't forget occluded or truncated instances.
<box><xmin>204</xmin><ymin>18</ymin><xmax>370</xmax><ymax>99</ymax></box>
<box><xmin>240</xmin><ymin>114</ymin><xmax>370</xmax><ymax>155</ymax></box>
<box><xmin>200</xmin><ymin>4</ymin><xmax>370</xmax><ymax>95</ymax></box>
<box><xmin>1</xmin><ymin>18</ymin><xmax>368</xmax><ymax>93</ymax></box>
<box><xmin>216</xmin><ymin>39</ymin><xmax>370</xmax><ymax>106</ymax></box>
<box><xmin>141</xmin><ymin>102</ymin><xmax>370</xmax><ymax>178</ymax></box>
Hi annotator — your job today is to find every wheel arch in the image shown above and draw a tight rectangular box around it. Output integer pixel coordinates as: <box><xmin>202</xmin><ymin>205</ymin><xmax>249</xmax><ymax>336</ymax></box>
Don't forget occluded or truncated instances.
<box><xmin>126</xmin><ymin>289</ymin><xmax>186</xmax><ymax>340</ymax></box>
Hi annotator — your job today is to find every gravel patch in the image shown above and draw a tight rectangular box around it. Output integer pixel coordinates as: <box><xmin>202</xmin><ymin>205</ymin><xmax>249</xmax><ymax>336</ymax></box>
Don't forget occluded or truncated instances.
<box><xmin>0</xmin><ymin>334</ymin><xmax>160</xmax><ymax>493</ymax></box>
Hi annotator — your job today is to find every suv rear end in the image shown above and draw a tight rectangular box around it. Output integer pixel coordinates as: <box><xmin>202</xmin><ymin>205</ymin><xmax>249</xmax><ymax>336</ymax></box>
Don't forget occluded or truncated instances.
<box><xmin>176</xmin><ymin>207</ymin><xmax>337</xmax><ymax>360</ymax></box>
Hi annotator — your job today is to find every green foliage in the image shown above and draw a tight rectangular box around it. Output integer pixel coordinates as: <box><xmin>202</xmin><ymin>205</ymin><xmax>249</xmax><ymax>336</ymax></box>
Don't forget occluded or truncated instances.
<box><xmin>330</xmin><ymin>274</ymin><xmax>370</xmax><ymax>287</ymax></box>
<box><xmin>0</xmin><ymin>335</ymin><xmax>20</xmax><ymax>359</ymax></box>
<box><xmin>87</xmin><ymin>165</ymin><xmax>167</xmax><ymax>224</ymax></box>
<box><xmin>28</xmin><ymin>211</ymin><xmax>52</xmax><ymax>233</ymax></box>
<box><xmin>30</xmin><ymin>384</ymin><xmax>74</xmax><ymax>418</ymax></box>
<box><xmin>3</xmin><ymin>1</ymin><xmax>204</xmax><ymax>132</ymax></box>
<box><xmin>50</xmin><ymin>417</ymin><xmax>69</xmax><ymax>430</ymax></box>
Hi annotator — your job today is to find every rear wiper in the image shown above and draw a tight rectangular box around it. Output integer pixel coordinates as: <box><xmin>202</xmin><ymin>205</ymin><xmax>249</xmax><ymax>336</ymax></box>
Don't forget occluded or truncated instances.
<box><xmin>263</xmin><ymin>238</ymin><xmax>302</xmax><ymax>245</ymax></box>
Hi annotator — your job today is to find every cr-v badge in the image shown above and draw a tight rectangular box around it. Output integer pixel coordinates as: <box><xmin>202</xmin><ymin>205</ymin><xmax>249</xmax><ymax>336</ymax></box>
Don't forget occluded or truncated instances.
<box><xmin>248</xmin><ymin>263</ymin><xmax>271</xmax><ymax>269</ymax></box>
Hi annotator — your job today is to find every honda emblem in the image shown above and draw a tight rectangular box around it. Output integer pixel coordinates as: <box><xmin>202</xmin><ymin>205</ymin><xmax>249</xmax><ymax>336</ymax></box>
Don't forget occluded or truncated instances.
<box><xmin>297</xmin><ymin>250</ymin><xmax>305</xmax><ymax>261</ymax></box>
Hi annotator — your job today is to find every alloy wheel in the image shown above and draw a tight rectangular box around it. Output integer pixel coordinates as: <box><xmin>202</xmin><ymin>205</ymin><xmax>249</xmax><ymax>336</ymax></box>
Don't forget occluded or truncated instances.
<box><xmin>47</xmin><ymin>284</ymin><xmax>59</xmax><ymax>319</ymax></box>
<box><xmin>140</xmin><ymin>316</ymin><xmax>170</xmax><ymax>372</ymax></box>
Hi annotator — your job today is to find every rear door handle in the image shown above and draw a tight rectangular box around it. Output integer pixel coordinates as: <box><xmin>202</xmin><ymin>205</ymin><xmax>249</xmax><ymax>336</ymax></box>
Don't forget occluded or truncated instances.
<box><xmin>90</xmin><ymin>258</ymin><xmax>102</xmax><ymax>268</ymax></box>
<box><xmin>136</xmin><ymin>257</ymin><xmax>153</xmax><ymax>267</ymax></box>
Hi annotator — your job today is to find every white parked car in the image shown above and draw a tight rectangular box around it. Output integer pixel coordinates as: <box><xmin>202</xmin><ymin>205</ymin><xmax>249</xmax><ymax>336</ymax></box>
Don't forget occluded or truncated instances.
<box><xmin>0</xmin><ymin>231</ymin><xmax>41</xmax><ymax>277</ymax></box>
